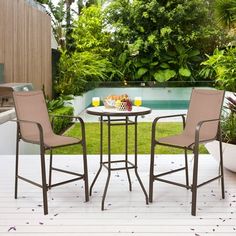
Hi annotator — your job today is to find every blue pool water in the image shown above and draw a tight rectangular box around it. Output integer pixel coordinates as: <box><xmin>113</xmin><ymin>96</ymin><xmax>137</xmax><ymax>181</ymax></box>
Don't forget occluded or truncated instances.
<box><xmin>89</xmin><ymin>100</ymin><xmax>189</xmax><ymax>110</ymax></box>
<box><xmin>142</xmin><ymin>100</ymin><xmax>189</xmax><ymax>110</ymax></box>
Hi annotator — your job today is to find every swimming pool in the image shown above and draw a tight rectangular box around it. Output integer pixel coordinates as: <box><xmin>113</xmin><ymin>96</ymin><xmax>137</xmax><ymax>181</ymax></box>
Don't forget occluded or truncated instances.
<box><xmin>88</xmin><ymin>100</ymin><xmax>189</xmax><ymax>110</ymax></box>
<box><xmin>73</xmin><ymin>87</ymin><xmax>198</xmax><ymax>115</ymax></box>
<box><xmin>91</xmin><ymin>87</ymin><xmax>191</xmax><ymax>110</ymax></box>
<box><xmin>142</xmin><ymin>100</ymin><xmax>189</xmax><ymax>110</ymax></box>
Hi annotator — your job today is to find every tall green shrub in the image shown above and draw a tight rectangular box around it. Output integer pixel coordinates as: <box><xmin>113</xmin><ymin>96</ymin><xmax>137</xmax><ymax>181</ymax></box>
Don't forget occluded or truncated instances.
<box><xmin>201</xmin><ymin>0</ymin><xmax>236</xmax><ymax>92</ymax></box>
<box><xmin>56</xmin><ymin>5</ymin><xmax>118</xmax><ymax>96</ymax></box>
<box><xmin>50</xmin><ymin>106</ymin><xmax>74</xmax><ymax>134</ymax></box>
<box><xmin>214</xmin><ymin>0</ymin><xmax>236</xmax><ymax>29</ymax></box>
<box><xmin>105</xmin><ymin>0</ymin><xmax>227</xmax><ymax>82</ymax></box>
<box><xmin>201</xmin><ymin>47</ymin><xmax>236</xmax><ymax>91</ymax></box>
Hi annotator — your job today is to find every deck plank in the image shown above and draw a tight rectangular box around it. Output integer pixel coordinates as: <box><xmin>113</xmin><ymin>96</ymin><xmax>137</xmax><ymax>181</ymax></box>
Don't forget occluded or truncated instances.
<box><xmin>0</xmin><ymin>155</ymin><xmax>236</xmax><ymax>235</ymax></box>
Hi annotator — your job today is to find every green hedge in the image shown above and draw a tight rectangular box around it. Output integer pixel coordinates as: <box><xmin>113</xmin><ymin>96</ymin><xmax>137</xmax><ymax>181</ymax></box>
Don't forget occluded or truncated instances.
<box><xmin>50</xmin><ymin>106</ymin><xmax>74</xmax><ymax>134</ymax></box>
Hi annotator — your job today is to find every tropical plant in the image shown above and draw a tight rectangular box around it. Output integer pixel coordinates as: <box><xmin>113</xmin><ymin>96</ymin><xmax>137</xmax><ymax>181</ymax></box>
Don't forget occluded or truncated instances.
<box><xmin>226</xmin><ymin>93</ymin><xmax>236</xmax><ymax>112</ymax></box>
<box><xmin>56</xmin><ymin>51</ymin><xmax>115</xmax><ymax>95</ymax></box>
<box><xmin>40</xmin><ymin>0</ymin><xmax>109</xmax><ymax>50</ymax></box>
<box><xmin>105</xmin><ymin>0</ymin><xmax>225</xmax><ymax>82</ymax></box>
<box><xmin>201</xmin><ymin>47</ymin><xmax>236</xmax><ymax>91</ymax></box>
<box><xmin>72</xmin><ymin>5</ymin><xmax>111</xmax><ymax>56</ymax></box>
<box><xmin>56</xmin><ymin>5</ymin><xmax>119</xmax><ymax>95</ymax></box>
<box><xmin>124</xmin><ymin>44</ymin><xmax>201</xmax><ymax>82</ymax></box>
<box><xmin>155</xmin><ymin>45</ymin><xmax>201</xmax><ymax>82</ymax></box>
<box><xmin>214</xmin><ymin>0</ymin><xmax>236</xmax><ymax>30</ymax></box>
<box><xmin>200</xmin><ymin>0</ymin><xmax>236</xmax><ymax>92</ymax></box>
<box><xmin>41</xmin><ymin>0</ymin><xmax>67</xmax><ymax>49</ymax></box>
<box><xmin>50</xmin><ymin>106</ymin><xmax>74</xmax><ymax>134</ymax></box>
<box><xmin>46</xmin><ymin>94</ymin><xmax>73</xmax><ymax>112</ymax></box>
<box><xmin>39</xmin><ymin>0</ymin><xmax>80</xmax><ymax>50</ymax></box>
<box><xmin>44</xmin><ymin>93</ymin><xmax>74</xmax><ymax>134</ymax></box>
<box><xmin>221</xmin><ymin>93</ymin><xmax>236</xmax><ymax>144</ymax></box>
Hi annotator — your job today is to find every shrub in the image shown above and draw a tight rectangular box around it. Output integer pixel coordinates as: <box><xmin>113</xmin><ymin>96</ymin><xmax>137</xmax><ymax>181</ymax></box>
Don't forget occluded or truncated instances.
<box><xmin>201</xmin><ymin>47</ymin><xmax>236</xmax><ymax>92</ymax></box>
<box><xmin>55</xmin><ymin>6</ymin><xmax>120</xmax><ymax>96</ymax></box>
<box><xmin>46</xmin><ymin>95</ymin><xmax>73</xmax><ymax>112</ymax></box>
<box><xmin>56</xmin><ymin>51</ymin><xmax>115</xmax><ymax>95</ymax></box>
<box><xmin>50</xmin><ymin>106</ymin><xmax>74</xmax><ymax>134</ymax></box>
<box><xmin>222</xmin><ymin>113</ymin><xmax>236</xmax><ymax>144</ymax></box>
<box><xmin>222</xmin><ymin>93</ymin><xmax>236</xmax><ymax>144</ymax></box>
<box><xmin>105</xmin><ymin>0</ymin><xmax>226</xmax><ymax>82</ymax></box>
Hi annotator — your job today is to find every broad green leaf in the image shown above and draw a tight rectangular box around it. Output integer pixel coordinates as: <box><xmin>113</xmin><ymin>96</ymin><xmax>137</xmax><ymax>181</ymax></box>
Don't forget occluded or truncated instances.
<box><xmin>140</xmin><ymin>58</ymin><xmax>151</xmax><ymax>64</ymax></box>
<box><xmin>118</xmin><ymin>52</ymin><xmax>127</xmax><ymax>64</ymax></box>
<box><xmin>160</xmin><ymin>63</ymin><xmax>170</xmax><ymax>69</ymax></box>
<box><xmin>134</xmin><ymin>61</ymin><xmax>143</xmax><ymax>67</ymax></box>
<box><xmin>166</xmin><ymin>51</ymin><xmax>177</xmax><ymax>57</ymax></box>
<box><xmin>175</xmin><ymin>44</ymin><xmax>185</xmax><ymax>55</ymax></box>
<box><xmin>168</xmin><ymin>60</ymin><xmax>178</xmax><ymax>65</ymax></box>
<box><xmin>150</xmin><ymin>61</ymin><xmax>159</xmax><ymax>66</ymax></box>
<box><xmin>191</xmin><ymin>56</ymin><xmax>201</xmax><ymax>62</ymax></box>
<box><xmin>188</xmin><ymin>49</ymin><xmax>200</xmax><ymax>57</ymax></box>
<box><xmin>135</xmin><ymin>68</ymin><xmax>148</xmax><ymax>79</ymax></box>
<box><xmin>179</xmin><ymin>67</ymin><xmax>191</xmax><ymax>77</ymax></box>
<box><xmin>154</xmin><ymin>69</ymin><xmax>176</xmax><ymax>82</ymax></box>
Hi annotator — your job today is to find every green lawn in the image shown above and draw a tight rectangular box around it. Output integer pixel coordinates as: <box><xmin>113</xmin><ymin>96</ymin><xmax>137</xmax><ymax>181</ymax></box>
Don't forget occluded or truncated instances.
<box><xmin>52</xmin><ymin>122</ymin><xmax>208</xmax><ymax>155</ymax></box>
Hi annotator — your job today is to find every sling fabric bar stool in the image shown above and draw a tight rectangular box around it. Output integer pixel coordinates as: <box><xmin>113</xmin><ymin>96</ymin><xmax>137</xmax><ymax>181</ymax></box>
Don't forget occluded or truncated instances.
<box><xmin>13</xmin><ymin>90</ymin><xmax>89</xmax><ymax>215</ymax></box>
<box><xmin>149</xmin><ymin>89</ymin><xmax>225</xmax><ymax>216</ymax></box>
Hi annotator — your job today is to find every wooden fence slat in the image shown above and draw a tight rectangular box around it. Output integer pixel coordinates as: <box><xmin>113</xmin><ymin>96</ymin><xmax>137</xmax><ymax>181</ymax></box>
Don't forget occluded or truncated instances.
<box><xmin>4</xmin><ymin>0</ymin><xmax>14</xmax><ymax>83</ymax></box>
<box><xmin>0</xmin><ymin>0</ymin><xmax>6</xmax><ymax>63</ymax></box>
<box><xmin>0</xmin><ymin>0</ymin><xmax>51</xmax><ymax>96</ymax></box>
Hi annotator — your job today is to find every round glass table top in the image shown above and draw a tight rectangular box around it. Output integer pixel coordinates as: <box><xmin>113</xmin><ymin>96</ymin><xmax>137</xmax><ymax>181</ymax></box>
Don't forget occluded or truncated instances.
<box><xmin>86</xmin><ymin>106</ymin><xmax>151</xmax><ymax>117</ymax></box>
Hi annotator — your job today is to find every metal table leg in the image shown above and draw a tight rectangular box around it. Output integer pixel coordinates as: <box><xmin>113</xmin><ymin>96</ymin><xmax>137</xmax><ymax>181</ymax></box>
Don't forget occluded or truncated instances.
<box><xmin>90</xmin><ymin>114</ymin><xmax>148</xmax><ymax>210</ymax></box>
<box><xmin>134</xmin><ymin>116</ymin><xmax>149</xmax><ymax>204</ymax></box>
<box><xmin>125</xmin><ymin>117</ymin><xmax>132</xmax><ymax>191</ymax></box>
<box><xmin>102</xmin><ymin>116</ymin><xmax>111</xmax><ymax>210</ymax></box>
<box><xmin>89</xmin><ymin>116</ymin><xmax>103</xmax><ymax>196</ymax></box>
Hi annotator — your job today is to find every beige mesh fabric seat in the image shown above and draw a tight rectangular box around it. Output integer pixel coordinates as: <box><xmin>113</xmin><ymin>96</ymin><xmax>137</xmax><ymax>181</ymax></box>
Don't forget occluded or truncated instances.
<box><xmin>149</xmin><ymin>89</ymin><xmax>225</xmax><ymax>216</ymax></box>
<box><xmin>13</xmin><ymin>91</ymin><xmax>89</xmax><ymax>215</ymax></box>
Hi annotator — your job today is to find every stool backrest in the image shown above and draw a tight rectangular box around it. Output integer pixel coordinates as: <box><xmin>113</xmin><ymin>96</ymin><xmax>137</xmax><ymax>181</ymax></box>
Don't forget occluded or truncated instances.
<box><xmin>184</xmin><ymin>89</ymin><xmax>225</xmax><ymax>140</ymax></box>
<box><xmin>13</xmin><ymin>91</ymin><xmax>53</xmax><ymax>139</ymax></box>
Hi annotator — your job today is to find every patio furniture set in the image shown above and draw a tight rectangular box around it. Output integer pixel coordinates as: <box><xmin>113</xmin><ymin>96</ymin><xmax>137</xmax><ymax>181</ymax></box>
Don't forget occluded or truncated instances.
<box><xmin>12</xmin><ymin>89</ymin><xmax>225</xmax><ymax>216</ymax></box>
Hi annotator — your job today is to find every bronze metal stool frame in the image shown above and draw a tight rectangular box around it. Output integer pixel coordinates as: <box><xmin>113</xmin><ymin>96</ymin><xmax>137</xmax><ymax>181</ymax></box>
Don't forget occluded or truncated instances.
<box><xmin>87</xmin><ymin>107</ymin><xmax>151</xmax><ymax>210</ymax></box>
<box><xmin>149</xmin><ymin>114</ymin><xmax>225</xmax><ymax>216</ymax></box>
<box><xmin>14</xmin><ymin>115</ymin><xmax>89</xmax><ymax>215</ymax></box>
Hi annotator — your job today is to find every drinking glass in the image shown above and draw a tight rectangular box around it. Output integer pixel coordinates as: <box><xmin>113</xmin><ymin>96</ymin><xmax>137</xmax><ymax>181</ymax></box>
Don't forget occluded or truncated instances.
<box><xmin>134</xmin><ymin>97</ymin><xmax>142</xmax><ymax>106</ymax></box>
<box><xmin>92</xmin><ymin>97</ymin><xmax>100</xmax><ymax>107</ymax></box>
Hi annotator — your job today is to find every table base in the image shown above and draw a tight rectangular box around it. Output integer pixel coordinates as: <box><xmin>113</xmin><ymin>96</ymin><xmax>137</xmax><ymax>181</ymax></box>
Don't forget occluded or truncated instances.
<box><xmin>89</xmin><ymin>116</ymin><xmax>148</xmax><ymax>210</ymax></box>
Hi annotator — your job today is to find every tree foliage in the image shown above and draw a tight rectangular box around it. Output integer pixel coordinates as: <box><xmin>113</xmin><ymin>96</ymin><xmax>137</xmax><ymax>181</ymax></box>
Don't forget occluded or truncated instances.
<box><xmin>44</xmin><ymin>0</ymin><xmax>232</xmax><ymax>95</ymax></box>
<box><xmin>201</xmin><ymin>47</ymin><xmax>236</xmax><ymax>92</ymax></box>
<box><xmin>39</xmin><ymin>0</ymin><xmax>107</xmax><ymax>49</ymax></box>
<box><xmin>105</xmin><ymin>0</ymin><xmax>226</xmax><ymax>82</ymax></box>
<box><xmin>214</xmin><ymin>0</ymin><xmax>236</xmax><ymax>30</ymax></box>
<box><xmin>201</xmin><ymin>0</ymin><xmax>236</xmax><ymax>92</ymax></box>
<box><xmin>72</xmin><ymin>6</ymin><xmax>111</xmax><ymax>55</ymax></box>
<box><xmin>56</xmin><ymin>6</ymin><xmax>118</xmax><ymax>95</ymax></box>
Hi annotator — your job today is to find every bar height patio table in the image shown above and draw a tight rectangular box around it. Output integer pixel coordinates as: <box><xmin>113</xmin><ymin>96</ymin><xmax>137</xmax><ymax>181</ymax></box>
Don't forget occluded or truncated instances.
<box><xmin>87</xmin><ymin>106</ymin><xmax>151</xmax><ymax>210</ymax></box>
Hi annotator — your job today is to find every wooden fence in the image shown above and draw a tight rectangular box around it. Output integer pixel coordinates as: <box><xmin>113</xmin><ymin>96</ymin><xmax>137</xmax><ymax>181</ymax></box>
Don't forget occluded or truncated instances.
<box><xmin>0</xmin><ymin>0</ymin><xmax>52</xmax><ymax>96</ymax></box>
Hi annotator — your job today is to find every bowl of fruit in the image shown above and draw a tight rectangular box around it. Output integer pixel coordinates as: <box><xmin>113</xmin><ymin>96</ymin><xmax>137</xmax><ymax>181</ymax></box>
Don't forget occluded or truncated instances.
<box><xmin>104</xmin><ymin>94</ymin><xmax>132</xmax><ymax>111</ymax></box>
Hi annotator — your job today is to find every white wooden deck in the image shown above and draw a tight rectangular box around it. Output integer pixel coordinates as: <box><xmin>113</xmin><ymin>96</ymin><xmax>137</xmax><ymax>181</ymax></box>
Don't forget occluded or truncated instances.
<box><xmin>0</xmin><ymin>154</ymin><xmax>236</xmax><ymax>235</ymax></box>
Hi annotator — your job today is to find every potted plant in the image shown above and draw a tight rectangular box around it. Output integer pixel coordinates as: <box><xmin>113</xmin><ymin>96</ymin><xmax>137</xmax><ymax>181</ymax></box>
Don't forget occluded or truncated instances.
<box><xmin>205</xmin><ymin>93</ymin><xmax>236</xmax><ymax>172</ymax></box>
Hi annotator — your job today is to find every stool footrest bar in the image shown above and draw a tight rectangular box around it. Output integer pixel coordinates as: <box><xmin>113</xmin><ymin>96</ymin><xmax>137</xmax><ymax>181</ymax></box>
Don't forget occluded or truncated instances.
<box><xmin>18</xmin><ymin>175</ymin><xmax>43</xmax><ymax>188</ymax></box>
<box><xmin>50</xmin><ymin>176</ymin><xmax>84</xmax><ymax>188</ymax></box>
<box><xmin>52</xmin><ymin>167</ymin><xmax>83</xmax><ymax>177</ymax></box>
<box><xmin>197</xmin><ymin>175</ymin><xmax>223</xmax><ymax>188</ymax></box>
<box><xmin>154</xmin><ymin>167</ymin><xmax>186</xmax><ymax>178</ymax></box>
<box><xmin>154</xmin><ymin>177</ymin><xmax>191</xmax><ymax>189</ymax></box>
